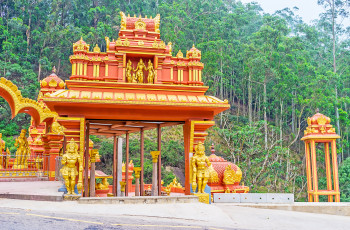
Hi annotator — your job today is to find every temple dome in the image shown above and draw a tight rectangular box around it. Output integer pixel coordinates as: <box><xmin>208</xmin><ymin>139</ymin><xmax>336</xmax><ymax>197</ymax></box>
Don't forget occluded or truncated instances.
<box><xmin>186</xmin><ymin>44</ymin><xmax>201</xmax><ymax>59</ymax></box>
<box><xmin>40</xmin><ymin>67</ymin><xmax>65</xmax><ymax>90</ymax></box>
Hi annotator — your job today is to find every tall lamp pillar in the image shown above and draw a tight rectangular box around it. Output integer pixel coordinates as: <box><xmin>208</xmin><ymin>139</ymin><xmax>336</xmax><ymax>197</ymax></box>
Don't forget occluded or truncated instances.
<box><xmin>134</xmin><ymin>167</ymin><xmax>141</xmax><ymax>196</ymax></box>
<box><xmin>301</xmin><ymin>111</ymin><xmax>341</xmax><ymax>202</ymax></box>
<box><xmin>151</xmin><ymin>151</ymin><xmax>160</xmax><ymax>196</ymax></box>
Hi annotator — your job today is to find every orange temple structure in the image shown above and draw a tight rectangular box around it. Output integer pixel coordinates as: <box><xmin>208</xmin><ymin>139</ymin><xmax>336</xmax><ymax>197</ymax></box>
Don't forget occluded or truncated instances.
<box><xmin>0</xmin><ymin>12</ymin><xmax>230</xmax><ymax>198</ymax></box>
<box><xmin>301</xmin><ymin>112</ymin><xmax>341</xmax><ymax>202</ymax></box>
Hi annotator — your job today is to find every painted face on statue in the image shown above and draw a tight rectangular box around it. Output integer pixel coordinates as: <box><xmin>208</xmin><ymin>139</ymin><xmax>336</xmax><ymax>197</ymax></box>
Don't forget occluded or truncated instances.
<box><xmin>68</xmin><ymin>144</ymin><xmax>75</xmax><ymax>153</ymax></box>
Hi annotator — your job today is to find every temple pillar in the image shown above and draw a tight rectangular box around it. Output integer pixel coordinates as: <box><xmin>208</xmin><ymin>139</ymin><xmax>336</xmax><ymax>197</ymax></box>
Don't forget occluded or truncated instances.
<box><xmin>134</xmin><ymin>167</ymin><xmax>141</xmax><ymax>196</ymax></box>
<box><xmin>183</xmin><ymin>120</ymin><xmax>215</xmax><ymax>195</ymax></box>
<box><xmin>125</xmin><ymin>132</ymin><xmax>130</xmax><ymax>196</ymax></box>
<box><xmin>140</xmin><ymin>128</ymin><xmax>144</xmax><ymax>196</ymax></box>
<box><xmin>157</xmin><ymin>124</ymin><xmax>162</xmax><ymax>195</ymax></box>
<box><xmin>90</xmin><ymin>149</ymin><xmax>97</xmax><ymax>197</ymax></box>
<box><xmin>117</xmin><ymin>137</ymin><xmax>123</xmax><ymax>196</ymax></box>
<box><xmin>151</xmin><ymin>151</ymin><xmax>160</xmax><ymax>196</ymax></box>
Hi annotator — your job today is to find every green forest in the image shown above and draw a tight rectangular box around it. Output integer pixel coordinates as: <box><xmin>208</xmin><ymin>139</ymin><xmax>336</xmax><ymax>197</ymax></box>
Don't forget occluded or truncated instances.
<box><xmin>0</xmin><ymin>0</ymin><xmax>349</xmax><ymax>201</ymax></box>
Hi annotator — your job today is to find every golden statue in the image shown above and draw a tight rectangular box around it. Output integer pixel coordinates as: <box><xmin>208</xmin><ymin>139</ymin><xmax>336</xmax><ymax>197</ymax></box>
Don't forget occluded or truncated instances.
<box><xmin>126</xmin><ymin>60</ymin><xmax>135</xmax><ymax>83</ymax></box>
<box><xmin>96</xmin><ymin>178</ymin><xmax>109</xmax><ymax>190</ymax></box>
<box><xmin>13</xmin><ymin>129</ymin><xmax>30</xmax><ymax>169</ymax></box>
<box><xmin>133</xmin><ymin>59</ymin><xmax>147</xmax><ymax>83</ymax></box>
<box><xmin>51</xmin><ymin>119</ymin><xmax>65</xmax><ymax>135</ymax></box>
<box><xmin>0</xmin><ymin>133</ymin><xmax>5</xmax><ymax>169</ymax></box>
<box><xmin>60</xmin><ymin>138</ymin><xmax>83</xmax><ymax>195</ymax></box>
<box><xmin>191</xmin><ymin>142</ymin><xmax>211</xmax><ymax>193</ymax></box>
<box><xmin>146</xmin><ymin>60</ymin><xmax>156</xmax><ymax>84</ymax></box>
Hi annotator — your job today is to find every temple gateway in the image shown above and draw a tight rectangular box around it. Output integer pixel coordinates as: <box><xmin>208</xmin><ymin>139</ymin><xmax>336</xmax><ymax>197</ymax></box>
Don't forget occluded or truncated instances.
<box><xmin>0</xmin><ymin>12</ymin><xmax>254</xmax><ymax>203</ymax></box>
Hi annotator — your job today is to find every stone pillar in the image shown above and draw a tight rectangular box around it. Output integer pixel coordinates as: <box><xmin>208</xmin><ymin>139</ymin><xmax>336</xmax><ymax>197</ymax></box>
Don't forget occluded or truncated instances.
<box><xmin>134</xmin><ymin>167</ymin><xmax>141</xmax><ymax>196</ymax></box>
<box><xmin>120</xmin><ymin>181</ymin><xmax>126</xmax><ymax>197</ymax></box>
<box><xmin>151</xmin><ymin>151</ymin><xmax>160</xmax><ymax>196</ymax></box>
<box><xmin>89</xmin><ymin>149</ymin><xmax>98</xmax><ymax>197</ymax></box>
<box><xmin>117</xmin><ymin>137</ymin><xmax>123</xmax><ymax>196</ymax></box>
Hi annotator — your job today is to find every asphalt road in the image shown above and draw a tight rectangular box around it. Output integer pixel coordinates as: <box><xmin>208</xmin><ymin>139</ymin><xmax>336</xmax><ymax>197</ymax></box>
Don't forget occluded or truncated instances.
<box><xmin>0</xmin><ymin>207</ymin><xmax>238</xmax><ymax>230</ymax></box>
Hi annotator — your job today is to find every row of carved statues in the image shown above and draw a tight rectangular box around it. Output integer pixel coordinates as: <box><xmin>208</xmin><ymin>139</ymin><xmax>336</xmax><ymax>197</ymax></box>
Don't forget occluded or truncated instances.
<box><xmin>126</xmin><ymin>59</ymin><xmax>156</xmax><ymax>83</ymax></box>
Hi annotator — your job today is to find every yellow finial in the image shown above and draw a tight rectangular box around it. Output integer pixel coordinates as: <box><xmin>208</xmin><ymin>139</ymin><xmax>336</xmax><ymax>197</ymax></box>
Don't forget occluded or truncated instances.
<box><xmin>150</xmin><ymin>16</ymin><xmax>153</xmax><ymax>19</ymax></box>
<box><xmin>139</xmin><ymin>15</ymin><xmax>141</xmax><ymax>18</ymax></box>
<box><xmin>52</xmin><ymin>66</ymin><xmax>56</xmax><ymax>73</ymax></box>
<box><xmin>128</xmin><ymin>14</ymin><xmax>130</xmax><ymax>17</ymax></box>
<box><xmin>192</xmin><ymin>44</ymin><xmax>195</xmax><ymax>48</ymax></box>
<box><xmin>134</xmin><ymin>14</ymin><xmax>136</xmax><ymax>17</ymax></box>
<box><xmin>145</xmin><ymin>15</ymin><xmax>147</xmax><ymax>18</ymax></box>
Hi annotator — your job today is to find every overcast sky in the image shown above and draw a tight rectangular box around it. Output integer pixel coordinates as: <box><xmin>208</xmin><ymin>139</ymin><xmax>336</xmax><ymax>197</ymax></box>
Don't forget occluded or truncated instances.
<box><xmin>239</xmin><ymin>0</ymin><xmax>325</xmax><ymax>24</ymax></box>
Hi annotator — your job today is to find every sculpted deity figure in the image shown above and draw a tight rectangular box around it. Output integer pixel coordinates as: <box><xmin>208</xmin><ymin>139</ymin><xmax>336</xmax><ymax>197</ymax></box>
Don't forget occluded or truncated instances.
<box><xmin>126</xmin><ymin>60</ymin><xmax>135</xmax><ymax>83</ymax></box>
<box><xmin>191</xmin><ymin>142</ymin><xmax>211</xmax><ymax>193</ymax></box>
<box><xmin>60</xmin><ymin>138</ymin><xmax>83</xmax><ymax>195</ymax></box>
<box><xmin>134</xmin><ymin>59</ymin><xmax>147</xmax><ymax>83</ymax></box>
<box><xmin>146</xmin><ymin>60</ymin><xmax>156</xmax><ymax>84</ymax></box>
<box><xmin>0</xmin><ymin>133</ymin><xmax>5</xmax><ymax>169</ymax></box>
<box><xmin>13</xmin><ymin>129</ymin><xmax>30</xmax><ymax>169</ymax></box>
<box><xmin>51</xmin><ymin>120</ymin><xmax>65</xmax><ymax>135</ymax></box>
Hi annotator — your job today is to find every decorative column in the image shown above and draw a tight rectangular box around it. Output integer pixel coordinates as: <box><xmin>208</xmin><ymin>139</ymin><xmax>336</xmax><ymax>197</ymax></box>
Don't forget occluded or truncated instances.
<box><xmin>301</xmin><ymin>111</ymin><xmax>341</xmax><ymax>202</ymax></box>
<box><xmin>134</xmin><ymin>167</ymin><xmax>141</xmax><ymax>196</ymax></box>
<box><xmin>120</xmin><ymin>181</ymin><xmax>126</xmax><ymax>197</ymax></box>
<box><xmin>151</xmin><ymin>151</ymin><xmax>160</xmax><ymax>196</ymax></box>
<box><xmin>43</xmin><ymin>119</ymin><xmax>65</xmax><ymax>181</ymax></box>
<box><xmin>89</xmin><ymin>149</ymin><xmax>98</xmax><ymax>197</ymax></box>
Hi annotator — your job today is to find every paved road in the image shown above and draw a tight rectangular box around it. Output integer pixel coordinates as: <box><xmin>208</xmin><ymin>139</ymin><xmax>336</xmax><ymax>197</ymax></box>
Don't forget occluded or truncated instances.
<box><xmin>0</xmin><ymin>207</ymin><xmax>237</xmax><ymax>230</ymax></box>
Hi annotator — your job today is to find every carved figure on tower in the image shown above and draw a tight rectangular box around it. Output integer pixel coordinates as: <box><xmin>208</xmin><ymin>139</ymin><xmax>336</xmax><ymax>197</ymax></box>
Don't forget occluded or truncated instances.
<box><xmin>13</xmin><ymin>129</ymin><xmax>30</xmax><ymax>169</ymax></box>
<box><xmin>134</xmin><ymin>59</ymin><xmax>147</xmax><ymax>83</ymax></box>
<box><xmin>147</xmin><ymin>60</ymin><xmax>156</xmax><ymax>84</ymax></box>
<box><xmin>191</xmin><ymin>142</ymin><xmax>211</xmax><ymax>193</ymax></box>
<box><xmin>126</xmin><ymin>60</ymin><xmax>135</xmax><ymax>83</ymax></box>
<box><xmin>60</xmin><ymin>138</ymin><xmax>83</xmax><ymax>195</ymax></box>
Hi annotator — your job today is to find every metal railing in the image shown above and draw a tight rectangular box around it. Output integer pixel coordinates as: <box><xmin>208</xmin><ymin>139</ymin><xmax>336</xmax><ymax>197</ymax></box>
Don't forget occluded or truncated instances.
<box><xmin>0</xmin><ymin>154</ymin><xmax>49</xmax><ymax>178</ymax></box>
<box><xmin>55</xmin><ymin>156</ymin><xmax>63</xmax><ymax>181</ymax></box>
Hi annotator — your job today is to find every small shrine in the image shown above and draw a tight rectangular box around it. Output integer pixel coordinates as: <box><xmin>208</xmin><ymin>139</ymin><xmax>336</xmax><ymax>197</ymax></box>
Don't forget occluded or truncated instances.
<box><xmin>207</xmin><ymin>144</ymin><xmax>249</xmax><ymax>194</ymax></box>
<box><xmin>301</xmin><ymin>111</ymin><xmax>340</xmax><ymax>202</ymax></box>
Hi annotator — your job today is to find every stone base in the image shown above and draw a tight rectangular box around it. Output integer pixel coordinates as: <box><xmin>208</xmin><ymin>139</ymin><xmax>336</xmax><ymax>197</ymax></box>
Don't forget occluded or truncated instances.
<box><xmin>63</xmin><ymin>194</ymin><xmax>81</xmax><ymax>201</ymax></box>
<box><xmin>193</xmin><ymin>193</ymin><xmax>210</xmax><ymax>204</ymax></box>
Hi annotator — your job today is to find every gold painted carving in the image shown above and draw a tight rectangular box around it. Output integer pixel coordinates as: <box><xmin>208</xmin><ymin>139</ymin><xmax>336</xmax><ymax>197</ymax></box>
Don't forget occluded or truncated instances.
<box><xmin>135</xmin><ymin>18</ymin><xmax>146</xmax><ymax>30</ymax></box>
<box><xmin>123</xmin><ymin>38</ymin><xmax>130</xmax><ymax>46</ymax></box>
<box><xmin>105</xmin><ymin>37</ymin><xmax>110</xmax><ymax>51</ymax></box>
<box><xmin>133</xmin><ymin>59</ymin><xmax>147</xmax><ymax>83</ymax></box>
<box><xmin>50</xmin><ymin>119</ymin><xmax>65</xmax><ymax>135</ymax></box>
<box><xmin>49</xmin><ymin>79</ymin><xmax>57</xmax><ymax>88</ymax></box>
<box><xmin>93</xmin><ymin>44</ymin><xmax>101</xmax><ymax>53</ymax></box>
<box><xmin>0</xmin><ymin>134</ymin><xmax>5</xmax><ymax>169</ymax></box>
<box><xmin>60</xmin><ymin>138</ymin><xmax>83</xmax><ymax>195</ymax></box>
<box><xmin>116</xmin><ymin>37</ymin><xmax>122</xmax><ymax>46</ymax></box>
<box><xmin>152</xmin><ymin>39</ymin><xmax>159</xmax><ymax>48</ymax></box>
<box><xmin>159</xmin><ymin>41</ymin><xmax>165</xmax><ymax>49</ymax></box>
<box><xmin>151</xmin><ymin>151</ymin><xmax>160</xmax><ymax>163</ymax></box>
<box><xmin>208</xmin><ymin>165</ymin><xmax>219</xmax><ymax>183</ymax></box>
<box><xmin>147</xmin><ymin>60</ymin><xmax>156</xmax><ymax>84</ymax></box>
<box><xmin>0</xmin><ymin>78</ymin><xmax>57</xmax><ymax>125</ymax></box>
<box><xmin>120</xmin><ymin>12</ymin><xmax>127</xmax><ymax>30</ymax></box>
<box><xmin>317</xmin><ymin>116</ymin><xmax>327</xmax><ymax>125</ymax></box>
<box><xmin>223</xmin><ymin>165</ymin><xmax>242</xmax><ymax>184</ymax></box>
<box><xmin>138</xmin><ymin>40</ymin><xmax>144</xmax><ymax>46</ymax></box>
<box><xmin>154</xmin><ymin>14</ymin><xmax>160</xmax><ymax>33</ymax></box>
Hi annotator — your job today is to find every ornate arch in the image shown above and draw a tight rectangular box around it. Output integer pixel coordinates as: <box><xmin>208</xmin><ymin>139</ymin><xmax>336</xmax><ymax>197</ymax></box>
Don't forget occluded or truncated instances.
<box><xmin>0</xmin><ymin>77</ymin><xmax>57</xmax><ymax>126</ymax></box>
